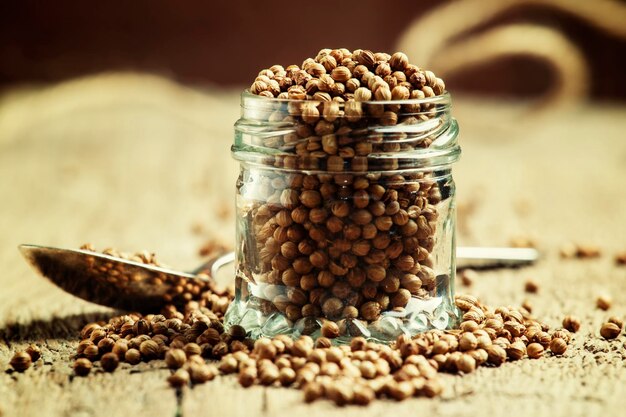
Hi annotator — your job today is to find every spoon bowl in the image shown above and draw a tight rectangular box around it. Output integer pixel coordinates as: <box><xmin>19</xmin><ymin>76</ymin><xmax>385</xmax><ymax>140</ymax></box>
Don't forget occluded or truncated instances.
<box><xmin>19</xmin><ymin>244</ymin><xmax>233</xmax><ymax>312</ymax></box>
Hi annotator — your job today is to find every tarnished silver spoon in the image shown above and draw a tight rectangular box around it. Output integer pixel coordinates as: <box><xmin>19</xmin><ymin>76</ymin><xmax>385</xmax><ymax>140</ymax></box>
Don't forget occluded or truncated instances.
<box><xmin>18</xmin><ymin>244</ymin><xmax>234</xmax><ymax>312</ymax></box>
<box><xmin>18</xmin><ymin>244</ymin><xmax>537</xmax><ymax>312</ymax></box>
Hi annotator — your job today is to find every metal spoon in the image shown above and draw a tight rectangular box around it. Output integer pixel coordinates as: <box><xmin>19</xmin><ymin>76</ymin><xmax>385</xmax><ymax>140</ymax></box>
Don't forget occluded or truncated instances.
<box><xmin>18</xmin><ymin>244</ymin><xmax>538</xmax><ymax>312</ymax></box>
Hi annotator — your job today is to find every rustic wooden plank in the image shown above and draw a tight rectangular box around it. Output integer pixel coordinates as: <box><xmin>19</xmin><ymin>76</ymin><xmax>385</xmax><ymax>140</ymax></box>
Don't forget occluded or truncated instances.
<box><xmin>1</xmin><ymin>73</ymin><xmax>625</xmax><ymax>417</ymax></box>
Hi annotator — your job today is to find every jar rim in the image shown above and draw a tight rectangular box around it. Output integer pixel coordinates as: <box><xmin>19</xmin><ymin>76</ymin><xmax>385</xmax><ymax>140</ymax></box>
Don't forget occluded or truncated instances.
<box><xmin>234</xmin><ymin>90</ymin><xmax>460</xmax><ymax>171</ymax></box>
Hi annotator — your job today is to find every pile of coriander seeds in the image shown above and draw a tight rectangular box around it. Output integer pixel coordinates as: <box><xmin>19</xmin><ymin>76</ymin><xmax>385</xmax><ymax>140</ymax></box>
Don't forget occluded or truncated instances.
<box><xmin>9</xmin><ymin>243</ymin><xmax>625</xmax><ymax>406</ymax></box>
<box><xmin>66</xmin><ymin>291</ymin><xmax>580</xmax><ymax>406</ymax></box>
<box><xmin>233</xmin><ymin>48</ymin><xmax>456</xmax><ymax>337</ymax></box>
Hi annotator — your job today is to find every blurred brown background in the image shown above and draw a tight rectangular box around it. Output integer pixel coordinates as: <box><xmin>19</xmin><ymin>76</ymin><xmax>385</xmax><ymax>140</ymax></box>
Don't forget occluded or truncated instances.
<box><xmin>1</xmin><ymin>0</ymin><xmax>625</xmax><ymax>99</ymax></box>
<box><xmin>1</xmin><ymin>2</ymin><xmax>626</xmax><ymax>416</ymax></box>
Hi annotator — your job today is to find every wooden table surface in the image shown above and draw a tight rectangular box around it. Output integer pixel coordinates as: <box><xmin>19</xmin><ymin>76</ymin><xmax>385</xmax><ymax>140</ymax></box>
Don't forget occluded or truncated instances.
<box><xmin>1</xmin><ymin>73</ymin><xmax>625</xmax><ymax>417</ymax></box>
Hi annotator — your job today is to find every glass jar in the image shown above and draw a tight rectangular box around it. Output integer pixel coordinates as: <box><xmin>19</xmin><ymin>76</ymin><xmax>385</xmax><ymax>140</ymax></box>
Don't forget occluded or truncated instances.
<box><xmin>225</xmin><ymin>91</ymin><xmax>461</xmax><ymax>343</ymax></box>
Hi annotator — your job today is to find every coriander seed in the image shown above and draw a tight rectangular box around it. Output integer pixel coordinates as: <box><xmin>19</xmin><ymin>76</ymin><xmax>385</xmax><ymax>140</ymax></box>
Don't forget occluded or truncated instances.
<box><xmin>549</xmin><ymin>338</ymin><xmax>567</xmax><ymax>355</ymax></box>
<box><xmin>100</xmin><ymin>352</ymin><xmax>119</xmax><ymax>372</ymax></box>
<box><xmin>9</xmin><ymin>351</ymin><xmax>32</xmax><ymax>372</ymax></box>
<box><xmin>84</xmin><ymin>344</ymin><xmax>99</xmax><ymax>361</ymax></box>
<box><xmin>506</xmin><ymin>341</ymin><xmax>526</xmax><ymax>361</ymax></box>
<box><xmin>125</xmin><ymin>348</ymin><xmax>141</xmax><ymax>365</ymax></box>
<box><xmin>353</xmin><ymin>385</ymin><xmax>375</xmax><ymax>405</ymax></box>
<box><xmin>165</xmin><ymin>349</ymin><xmax>187</xmax><ymax>369</ymax></box>
<box><xmin>596</xmin><ymin>295</ymin><xmax>612</xmax><ymax>311</ymax></box>
<box><xmin>189</xmin><ymin>364</ymin><xmax>216</xmax><ymax>384</ymax></box>
<box><xmin>168</xmin><ymin>369</ymin><xmax>190</xmax><ymax>388</ymax></box>
<box><xmin>608</xmin><ymin>316</ymin><xmax>624</xmax><ymax>330</ymax></box>
<box><xmin>112</xmin><ymin>340</ymin><xmax>129</xmax><ymax>359</ymax></box>
<box><xmin>321</xmin><ymin>321</ymin><xmax>340</xmax><ymax>339</ymax></box>
<box><xmin>527</xmin><ymin>343</ymin><xmax>544</xmax><ymax>359</ymax></box>
<box><xmin>600</xmin><ymin>322</ymin><xmax>621</xmax><ymax>340</ymax></box>
<box><xmin>485</xmin><ymin>345</ymin><xmax>507</xmax><ymax>366</ymax></box>
<box><xmin>73</xmin><ymin>358</ymin><xmax>92</xmax><ymax>376</ymax></box>
<box><xmin>238</xmin><ymin>367</ymin><xmax>257</xmax><ymax>388</ymax></box>
<box><xmin>139</xmin><ymin>340</ymin><xmax>160</xmax><ymax>360</ymax></box>
<box><xmin>456</xmin><ymin>354</ymin><xmax>476</xmax><ymax>374</ymax></box>
<box><xmin>524</xmin><ymin>279</ymin><xmax>539</xmax><ymax>293</ymax></box>
<box><xmin>563</xmin><ymin>315</ymin><xmax>581</xmax><ymax>333</ymax></box>
<box><xmin>25</xmin><ymin>345</ymin><xmax>41</xmax><ymax>362</ymax></box>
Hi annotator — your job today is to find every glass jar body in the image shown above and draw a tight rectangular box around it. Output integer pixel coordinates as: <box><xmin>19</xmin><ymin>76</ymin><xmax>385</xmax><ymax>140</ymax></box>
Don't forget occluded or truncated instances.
<box><xmin>225</xmin><ymin>92</ymin><xmax>460</xmax><ymax>343</ymax></box>
<box><xmin>226</xmin><ymin>165</ymin><xmax>458</xmax><ymax>342</ymax></box>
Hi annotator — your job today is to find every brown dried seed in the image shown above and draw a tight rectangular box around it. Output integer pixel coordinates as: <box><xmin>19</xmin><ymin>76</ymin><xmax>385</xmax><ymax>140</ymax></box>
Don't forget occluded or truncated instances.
<box><xmin>608</xmin><ymin>316</ymin><xmax>624</xmax><ymax>330</ymax></box>
<box><xmin>259</xmin><ymin>364</ymin><xmax>279</xmax><ymax>385</ymax></box>
<box><xmin>183</xmin><ymin>343</ymin><xmax>202</xmax><ymax>358</ymax></box>
<box><xmin>73</xmin><ymin>358</ymin><xmax>92</xmax><ymax>376</ymax></box>
<box><xmin>485</xmin><ymin>345</ymin><xmax>507</xmax><ymax>366</ymax></box>
<box><xmin>168</xmin><ymin>369</ymin><xmax>190</xmax><ymax>388</ymax></box>
<box><xmin>506</xmin><ymin>341</ymin><xmax>526</xmax><ymax>360</ymax></box>
<box><xmin>125</xmin><ymin>348</ymin><xmax>141</xmax><ymax>364</ymax></box>
<box><xmin>254</xmin><ymin>338</ymin><xmax>277</xmax><ymax>360</ymax></box>
<box><xmin>9</xmin><ymin>351</ymin><xmax>32</xmax><ymax>372</ymax></box>
<box><xmin>459</xmin><ymin>332</ymin><xmax>478</xmax><ymax>351</ymax></box>
<box><xmin>327</xmin><ymin>383</ymin><xmax>354</xmax><ymax>406</ymax></box>
<box><xmin>83</xmin><ymin>344</ymin><xmax>99</xmax><ymax>361</ymax></box>
<box><xmin>527</xmin><ymin>343</ymin><xmax>544</xmax><ymax>359</ymax></box>
<box><xmin>374</xmin><ymin>86</ymin><xmax>392</xmax><ymax>101</ymax></box>
<box><xmin>218</xmin><ymin>355</ymin><xmax>238</xmax><ymax>374</ymax></box>
<box><xmin>389</xmin><ymin>52</ymin><xmax>409</xmax><ymax>70</ymax></box>
<box><xmin>80</xmin><ymin>323</ymin><xmax>101</xmax><ymax>340</ymax></box>
<box><xmin>134</xmin><ymin>318</ymin><xmax>151</xmax><ymax>335</ymax></box>
<box><xmin>551</xmin><ymin>329</ymin><xmax>571</xmax><ymax>343</ymax></box>
<box><xmin>600</xmin><ymin>322</ymin><xmax>621</xmax><ymax>340</ymax></box>
<box><xmin>228</xmin><ymin>325</ymin><xmax>247</xmax><ymax>340</ymax></box>
<box><xmin>278</xmin><ymin>367</ymin><xmax>296</xmax><ymax>386</ymax></box>
<box><xmin>455</xmin><ymin>294</ymin><xmax>477</xmax><ymax>311</ymax></box>
<box><xmin>353</xmin><ymin>385</ymin><xmax>375</xmax><ymax>405</ymax></box>
<box><xmin>112</xmin><ymin>340</ymin><xmax>129</xmax><ymax>359</ymax></box>
<box><xmin>330</xmin><ymin>66</ymin><xmax>351</xmax><ymax>82</ymax></box>
<box><xmin>524</xmin><ymin>279</ymin><xmax>539</xmax><ymax>293</ymax></box>
<box><xmin>101</xmin><ymin>352</ymin><xmax>119</xmax><ymax>372</ymax></box>
<box><xmin>388</xmin><ymin>380</ymin><xmax>414</xmax><ymax>401</ymax></box>
<box><xmin>596</xmin><ymin>295</ymin><xmax>612</xmax><ymax>311</ymax></box>
<box><xmin>212</xmin><ymin>341</ymin><xmax>229</xmax><ymax>358</ymax></box>
<box><xmin>521</xmin><ymin>299</ymin><xmax>533</xmax><ymax>313</ymax></box>
<box><xmin>25</xmin><ymin>345</ymin><xmax>41</xmax><ymax>362</ymax></box>
<box><xmin>575</xmin><ymin>244</ymin><xmax>601</xmax><ymax>258</ymax></box>
<box><xmin>165</xmin><ymin>348</ymin><xmax>187</xmax><ymax>369</ymax></box>
<box><xmin>238</xmin><ymin>367</ymin><xmax>257</xmax><ymax>388</ymax></box>
<box><xmin>189</xmin><ymin>364</ymin><xmax>216</xmax><ymax>384</ymax></box>
<box><xmin>139</xmin><ymin>340</ymin><xmax>160</xmax><ymax>360</ymax></box>
<box><xmin>360</xmin><ymin>301</ymin><xmax>381</xmax><ymax>321</ymax></box>
<box><xmin>97</xmin><ymin>337</ymin><xmax>115</xmax><ymax>354</ymax></box>
<box><xmin>459</xmin><ymin>269</ymin><xmax>477</xmax><ymax>286</ymax></box>
<box><xmin>456</xmin><ymin>354</ymin><xmax>476</xmax><ymax>374</ymax></box>
<box><xmin>422</xmin><ymin>378</ymin><xmax>443</xmax><ymax>398</ymax></box>
<box><xmin>350</xmin><ymin>337</ymin><xmax>367</xmax><ymax>352</ymax></box>
<box><xmin>303</xmin><ymin>381</ymin><xmax>324</xmax><ymax>403</ymax></box>
<box><xmin>321</xmin><ymin>321</ymin><xmax>340</xmax><ymax>339</ymax></box>
<box><xmin>549</xmin><ymin>338</ymin><xmax>567</xmax><ymax>355</ymax></box>
<box><xmin>562</xmin><ymin>315</ymin><xmax>581</xmax><ymax>333</ymax></box>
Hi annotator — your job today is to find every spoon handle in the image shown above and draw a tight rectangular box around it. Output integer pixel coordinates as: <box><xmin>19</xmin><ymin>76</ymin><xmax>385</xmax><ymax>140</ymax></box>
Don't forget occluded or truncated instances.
<box><xmin>190</xmin><ymin>251</ymin><xmax>236</xmax><ymax>276</ymax></box>
<box><xmin>456</xmin><ymin>246</ymin><xmax>539</xmax><ymax>269</ymax></box>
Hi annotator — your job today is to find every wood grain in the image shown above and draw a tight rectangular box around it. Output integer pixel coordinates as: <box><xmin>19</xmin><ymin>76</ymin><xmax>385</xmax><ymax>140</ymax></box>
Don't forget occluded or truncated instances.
<box><xmin>1</xmin><ymin>73</ymin><xmax>625</xmax><ymax>417</ymax></box>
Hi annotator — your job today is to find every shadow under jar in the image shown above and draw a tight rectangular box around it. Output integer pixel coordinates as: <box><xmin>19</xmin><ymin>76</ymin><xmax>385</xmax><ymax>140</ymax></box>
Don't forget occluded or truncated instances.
<box><xmin>225</xmin><ymin>91</ymin><xmax>461</xmax><ymax>343</ymax></box>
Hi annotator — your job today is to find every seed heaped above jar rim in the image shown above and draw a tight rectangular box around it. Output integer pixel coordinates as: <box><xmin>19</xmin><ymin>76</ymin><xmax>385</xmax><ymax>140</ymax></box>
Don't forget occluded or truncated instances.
<box><xmin>240</xmin><ymin>90</ymin><xmax>453</xmax><ymax>110</ymax></box>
